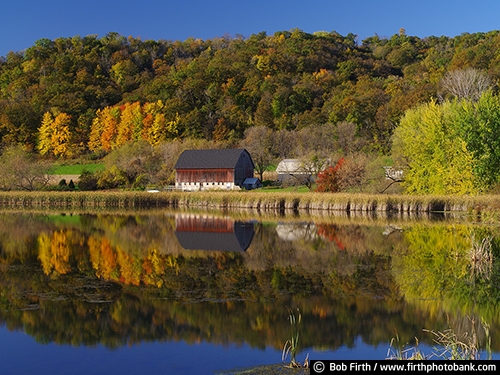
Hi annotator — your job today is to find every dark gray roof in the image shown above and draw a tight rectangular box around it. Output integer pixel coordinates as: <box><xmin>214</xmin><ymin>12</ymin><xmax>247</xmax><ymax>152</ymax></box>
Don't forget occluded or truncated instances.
<box><xmin>175</xmin><ymin>221</ymin><xmax>255</xmax><ymax>252</ymax></box>
<box><xmin>174</xmin><ymin>148</ymin><xmax>252</xmax><ymax>169</ymax></box>
<box><xmin>175</xmin><ymin>231</ymin><xmax>250</xmax><ymax>252</ymax></box>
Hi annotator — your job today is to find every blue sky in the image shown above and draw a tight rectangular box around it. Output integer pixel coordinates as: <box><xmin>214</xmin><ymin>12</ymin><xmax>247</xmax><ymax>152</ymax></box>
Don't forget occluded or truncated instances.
<box><xmin>1</xmin><ymin>0</ymin><xmax>499</xmax><ymax>57</ymax></box>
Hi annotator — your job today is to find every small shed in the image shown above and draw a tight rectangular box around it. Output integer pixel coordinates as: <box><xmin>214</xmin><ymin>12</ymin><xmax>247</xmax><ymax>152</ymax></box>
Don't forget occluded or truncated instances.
<box><xmin>242</xmin><ymin>177</ymin><xmax>262</xmax><ymax>190</ymax></box>
<box><xmin>174</xmin><ymin>148</ymin><xmax>256</xmax><ymax>191</ymax></box>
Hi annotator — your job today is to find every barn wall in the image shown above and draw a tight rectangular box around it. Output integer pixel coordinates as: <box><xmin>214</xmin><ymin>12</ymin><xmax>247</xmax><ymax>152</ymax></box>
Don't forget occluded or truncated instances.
<box><xmin>175</xmin><ymin>168</ymin><xmax>237</xmax><ymax>191</ymax></box>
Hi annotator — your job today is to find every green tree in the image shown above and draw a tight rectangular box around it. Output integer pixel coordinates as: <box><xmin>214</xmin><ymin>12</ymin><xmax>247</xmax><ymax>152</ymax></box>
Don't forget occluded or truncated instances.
<box><xmin>453</xmin><ymin>91</ymin><xmax>500</xmax><ymax>191</ymax></box>
<box><xmin>392</xmin><ymin>99</ymin><xmax>477</xmax><ymax>195</ymax></box>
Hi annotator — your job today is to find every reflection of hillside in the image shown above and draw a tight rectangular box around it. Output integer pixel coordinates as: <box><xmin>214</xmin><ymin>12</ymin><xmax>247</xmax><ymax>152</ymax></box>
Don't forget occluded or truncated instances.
<box><xmin>0</xmin><ymin>211</ymin><xmax>499</xmax><ymax>355</ymax></box>
<box><xmin>0</xmin><ymin>262</ymin><xmax>463</xmax><ymax>352</ymax></box>
<box><xmin>174</xmin><ymin>214</ymin><xmax>255</xmax><ymax>251</ymax></box>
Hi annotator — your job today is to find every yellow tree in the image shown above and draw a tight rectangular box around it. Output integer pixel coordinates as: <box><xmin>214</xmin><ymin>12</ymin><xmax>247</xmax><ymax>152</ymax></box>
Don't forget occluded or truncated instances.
<box><xmin>147</xmin><ymin>113</ymin><xmax>166</xmax><ymax>146</ymax></box>
<box><xmin>37</xmin><ymin>112</ymin><xmax>54</xmax><ymax>156</ymax></box>
<box><xmin>164</xmin><ymin>113</ymin><xmax>180</xmax><ymax>140</ymax></box>
<box><xmin>143</xmin><ymin>100</ymin><xmax>165</xmax><ymax>145</ymax></box>
<box><xmin>51</xmin><ymin>113</ymin><xmax>72</xmax><ymax>158</ymax></box>
<box><xmin>142</xmin><ymin>113</ymin><xmax>154</xmax><ymax>142</ymax></box>
<box><xmin>392</xmin><ymin>100</ymin><xmax>477</xmax><ymax>195</ymax></box>
<box><xmin>37</xmin><ymin>111</ymin><xmax>72</xmax><ymax>157</ymax></box>
<box><xmin>89</xmin><ymin>107</ymin><xmax>120</xmax><ymax>152</ymax></box>
<box><xmin>38</xmin><ymin>232</ymin><xmax>53</xmax><ymax>275</ymax></box>
<box><xmin>102</xmin><ymin>107</ymin><xmax>121</xmax><ymax>151</ymax></box>
<box><xmin>116</xmin><ymin>102</ymin><xmax>143</xmax><ymax>147</ymax></box>
<box><xmin>88</xmin><ymin>110</ymin><xmax>105</xmax><ymax>153</ymax></box>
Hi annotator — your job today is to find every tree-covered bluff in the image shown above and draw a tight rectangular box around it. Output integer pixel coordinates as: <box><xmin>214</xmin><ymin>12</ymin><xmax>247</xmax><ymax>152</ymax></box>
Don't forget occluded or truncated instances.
<box><xmin>1</xmin><ymin>29</ymin><xmax>497</xmax><ymax>151</ymax></box>
<box><xmin>3</xmin><ymin>29</ymin><xmax>500</xmax><ymax>194</ymax></box>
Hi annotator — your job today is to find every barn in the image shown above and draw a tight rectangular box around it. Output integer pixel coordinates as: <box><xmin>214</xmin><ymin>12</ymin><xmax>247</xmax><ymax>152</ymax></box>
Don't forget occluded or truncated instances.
<box><xmin>174</xmin><ymin>148</ymin><xmax>258</xmax><ymax>191</ymax></box>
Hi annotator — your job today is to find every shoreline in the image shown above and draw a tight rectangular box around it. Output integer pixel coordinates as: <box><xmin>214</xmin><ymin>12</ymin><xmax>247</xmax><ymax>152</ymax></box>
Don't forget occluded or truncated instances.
<box><xmin>0</xmin><ymin>190</ymin><xmax>498</xmax><ymax>216</ymax></box>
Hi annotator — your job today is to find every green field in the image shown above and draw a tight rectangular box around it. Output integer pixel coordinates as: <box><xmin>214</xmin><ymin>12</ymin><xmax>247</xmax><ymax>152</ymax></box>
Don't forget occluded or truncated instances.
<box><xmin>48</xmin><ymin>163</ymin><xmax>105</xmax><ymax>175</ymax></box>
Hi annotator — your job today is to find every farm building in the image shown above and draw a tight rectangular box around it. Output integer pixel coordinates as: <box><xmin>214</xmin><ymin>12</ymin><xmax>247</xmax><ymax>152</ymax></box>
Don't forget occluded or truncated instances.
<box><xmin>174</xmin><ymin>148</ymin><xmax>259</xmax><ymax>191</ymax></box>
<box><xmin>276</xmin><ymin>159</ymin><xmax>310</xmax><ymax>183</ymax></box>
<box><xmin>276</xmin><ymin>158</ymin><xmax>330</xmax><ymax>185</ymax></box>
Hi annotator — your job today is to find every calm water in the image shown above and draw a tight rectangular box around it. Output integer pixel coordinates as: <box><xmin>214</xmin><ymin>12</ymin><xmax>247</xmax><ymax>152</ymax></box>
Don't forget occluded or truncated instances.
<box><xmin>0</xmin><ymin>208</ymin><xmax>499</xmax><ymax>374</ymax></box>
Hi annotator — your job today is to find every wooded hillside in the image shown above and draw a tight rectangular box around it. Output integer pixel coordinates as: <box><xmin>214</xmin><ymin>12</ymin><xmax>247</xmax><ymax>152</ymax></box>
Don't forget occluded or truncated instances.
<box><xmin>2</xmin><ymin>28</ymin><xmax>499</xmax><ymax>156</ymax></box>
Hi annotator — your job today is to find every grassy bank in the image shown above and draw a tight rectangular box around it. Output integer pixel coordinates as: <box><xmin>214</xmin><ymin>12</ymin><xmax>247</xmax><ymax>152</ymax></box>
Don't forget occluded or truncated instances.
<box><xmin>1</xmin><ymin>190</ymin><xmax>499</xmax><ymax>216</ymax></box>
<box><xmin>48</xmin><ymin>162</ymin><xmax>105</xmax><ymax>174</ymax></box>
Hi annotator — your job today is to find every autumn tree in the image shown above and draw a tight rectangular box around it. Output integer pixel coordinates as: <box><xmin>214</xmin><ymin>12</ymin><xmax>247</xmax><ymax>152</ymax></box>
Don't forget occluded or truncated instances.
<box><xmin>88</xmin><ymin>107</ymin><xmax>120</xmax><ymax>153</ymax></box>
<box><xmin>335</xmin><ymin>121</ymin><xmax>360</xmax><ymax>155</ymax></box>
<box><xmin>37</xmin><ymin>112</ymin><xmax>54</xmax><ymax>156</ymax></box>
<box><xmin>394</xmin><ymin>91</ymin><xmax>500</xmax><ymax>194</ymax></box>
<box><xmin>37</xmin><ymin>111</ymin><xmax>72</xmax><ymax>157</ymax></box>
<box><xmin>295</xmin><ymin>154</ymin><xmax>331</xmax><ymax>189</ymax></box>
<box><xmin>315</xmin><ymin>158</ymin><xmax>345</xmax><ymax>192</ymax></box>
<box><xmin>143</xmin><ymin>100</ymin><xmax>181</xmax><ymax>145</ymax></box>
<box><xmin>51</xmin><ymin>113</ymin><xmax>72</xmax><ymax>158</ymax></box>
<box><xmin>116</xmin><ymin>102</ymin><xmax>143</xmax><ymax>146</ymax></box>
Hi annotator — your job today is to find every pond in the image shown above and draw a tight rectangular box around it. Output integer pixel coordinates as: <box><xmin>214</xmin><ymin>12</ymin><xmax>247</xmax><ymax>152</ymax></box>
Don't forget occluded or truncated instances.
<box><xmin>0</xmin><ymin>208</ymin><xmax>499</xmax><ymax>374</ymax></box>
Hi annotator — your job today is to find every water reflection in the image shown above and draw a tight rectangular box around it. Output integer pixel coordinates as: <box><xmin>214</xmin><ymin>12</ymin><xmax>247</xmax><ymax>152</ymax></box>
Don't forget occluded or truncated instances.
<box><xmin>0</xmin><ymin>209</ymin><xmax>499</xmax><ymax>367</ymax></box>
<box><xmin>174</xmin><ymin>214</ymin><xmax>255</xmax><ymax>251</ymax></box>
<box><xmin>276</xmin><ymin>222</ymin><xmax>317</xmax><ymax>241</ymax></box>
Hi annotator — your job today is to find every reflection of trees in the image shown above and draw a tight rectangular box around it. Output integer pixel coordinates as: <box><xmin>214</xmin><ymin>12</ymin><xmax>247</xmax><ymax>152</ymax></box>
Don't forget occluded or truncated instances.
<box><xmin>0</xmin><ymin>265</ymin><xmax>448</xmax><ymax>352</ymax></box>
<box><xmin>392</xmin><ymin>224</ymin><xmax>500</xmax><ymax>347</ymax></box>
<box><xmin>0</xmin><ymin>212</ymin><xmax>500</xmax><ymax>353</ymax></box>
<box><xmin>393</xmin><ymin>224</ymin><xmax>500</xmax><ymax>312</ymax></box>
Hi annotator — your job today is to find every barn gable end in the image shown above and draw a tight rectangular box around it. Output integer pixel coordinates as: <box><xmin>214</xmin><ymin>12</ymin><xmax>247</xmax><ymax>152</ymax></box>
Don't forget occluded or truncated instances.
<box><xmin>174</xmin><ymin>148</ymin><xmax>257</xmax><ymax>191</ymax></box>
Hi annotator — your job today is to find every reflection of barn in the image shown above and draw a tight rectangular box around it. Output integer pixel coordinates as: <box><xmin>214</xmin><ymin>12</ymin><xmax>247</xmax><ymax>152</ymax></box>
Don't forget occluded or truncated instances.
<box><xmin>174</xmin><ymin>214</ymin><xmax>255</xmax><ymax>251</ymax></box>
<box><xmin>174</xmin><ymin>148</ymin><xmax>259</xmax><ymax>191</ymax></box>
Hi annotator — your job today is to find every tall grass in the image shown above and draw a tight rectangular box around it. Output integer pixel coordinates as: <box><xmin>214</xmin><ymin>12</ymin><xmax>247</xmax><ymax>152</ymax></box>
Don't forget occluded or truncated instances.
<box><xmin>387</xmin><ymin>317</ymin><xmax>492</xmax><ymax>360</ymax></box>
<box><xmin>468</xmin><ymin>235</ymin><xmax>493</xmax><ymax>280</ymax></box>
<box><xmin>1</xmin><ymin>190</ymin><xmax>500</xmax><ymax>218</ymax></box>
<box><xmin>282</xmin><ymin>308</ymin><xmax>309</xmax><ymax>369</ymax></box>
<box><xmin>0</xmin><ymin>191</ymin><xmax>177</xmax><ymax>209</ymax></box>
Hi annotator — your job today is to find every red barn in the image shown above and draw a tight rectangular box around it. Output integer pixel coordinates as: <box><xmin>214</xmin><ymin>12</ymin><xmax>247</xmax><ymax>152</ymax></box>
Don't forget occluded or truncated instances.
<box><xmin>174</xmin><ymin>148</ymin><xmax>259</xmax><ymax>191</ymax></box>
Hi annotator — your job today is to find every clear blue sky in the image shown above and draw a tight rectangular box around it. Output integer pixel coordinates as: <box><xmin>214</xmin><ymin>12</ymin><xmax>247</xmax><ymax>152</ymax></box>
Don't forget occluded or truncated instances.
<box><xmin>1</xmin><ymin>0</ymin><xmax>499</xmax><ymax>57</ymax></box>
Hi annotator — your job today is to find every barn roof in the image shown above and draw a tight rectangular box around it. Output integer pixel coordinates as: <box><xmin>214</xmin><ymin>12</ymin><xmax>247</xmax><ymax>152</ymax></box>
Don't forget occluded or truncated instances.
<box><xmin>175</xmin><ymin>220</ymin><xmax>255</xmax><ymax>251</ymax></box>
<box><xmin>174</xmin><ymin>148</ymin><xmax>253</xmax><ymax>169</ymax></box>
<box><xmin>174</xmin><ymin>230</ymin><xmax>252</xmax><ymax>252</ymax></box>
